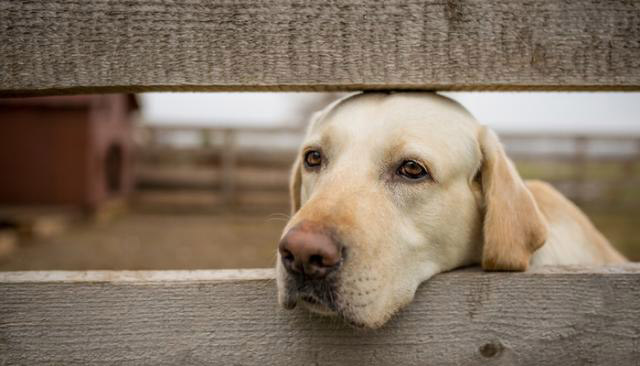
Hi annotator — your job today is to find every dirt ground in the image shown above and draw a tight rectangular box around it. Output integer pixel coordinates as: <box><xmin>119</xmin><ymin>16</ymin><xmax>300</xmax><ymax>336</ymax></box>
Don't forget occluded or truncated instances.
<box><xmin>0</xmin><ymin>201</ymin><xmax>636</xmax><ymax>271</ymax></box>
<box><xmin>0</xmin><ymin>211</ymin><xmax>288</xmax><ymax>270</ymax></box>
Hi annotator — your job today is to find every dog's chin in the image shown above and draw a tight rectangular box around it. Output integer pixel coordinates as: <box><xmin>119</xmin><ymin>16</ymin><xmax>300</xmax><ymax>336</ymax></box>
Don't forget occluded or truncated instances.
<box><xmin>301</xmin><ymin>299</ymin><xmax>373</xmax><ymax>328</ymax></box>
<box><xmin>281</xmin><ymin>292</ymin><xmax>375</xmax><ymax>329</ymax></box>
<box><xmin>277</xmin><ymin>271</ymin><xmax>381</xmax><ymax>329</ymax></box>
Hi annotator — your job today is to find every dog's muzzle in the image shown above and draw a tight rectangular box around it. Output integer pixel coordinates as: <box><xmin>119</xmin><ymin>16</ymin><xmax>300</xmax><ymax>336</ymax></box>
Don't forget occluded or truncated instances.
<box><xmin>278</xmin><ymin>221</ymin><xmax>344</xmax><ymax>310</ymax></box>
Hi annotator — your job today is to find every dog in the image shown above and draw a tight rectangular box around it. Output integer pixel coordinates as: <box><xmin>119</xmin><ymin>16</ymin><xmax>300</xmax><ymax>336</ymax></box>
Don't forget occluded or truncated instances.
<box><xmin>276</xmin><ymin>92</ymin><xmax>626</xmax><ymax>329</ymax></box>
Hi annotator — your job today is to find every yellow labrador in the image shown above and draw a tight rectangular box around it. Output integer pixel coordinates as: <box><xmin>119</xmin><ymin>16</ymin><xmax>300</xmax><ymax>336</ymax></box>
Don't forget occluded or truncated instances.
<box><xmin>276</xmin><ymin>92</ymin><xmax>626</xmax><ymax>328</ymax></box>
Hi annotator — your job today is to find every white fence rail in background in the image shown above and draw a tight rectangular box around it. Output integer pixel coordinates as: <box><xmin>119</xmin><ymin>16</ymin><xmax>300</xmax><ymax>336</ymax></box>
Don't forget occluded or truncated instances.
<box><xmin>137</xmin><ymin>125</ymin><xmax>640</xmax><ymax>207</ymax></box>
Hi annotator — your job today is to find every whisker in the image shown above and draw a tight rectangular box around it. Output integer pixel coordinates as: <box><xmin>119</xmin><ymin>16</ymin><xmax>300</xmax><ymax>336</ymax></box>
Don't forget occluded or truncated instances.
<box><xmin>265</xmin><ymin>217</ymin><xmax>290</xmax><ymax>223</ymax></box>
<box><xmin>266</xmin><ymin>212</ymin><xmax>290</xmax><ymax>219</ymax></box>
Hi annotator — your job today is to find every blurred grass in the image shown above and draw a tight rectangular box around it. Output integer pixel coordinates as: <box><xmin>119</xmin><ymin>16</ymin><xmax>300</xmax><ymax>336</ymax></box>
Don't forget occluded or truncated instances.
<box><xmin>516</xmin><ymin>161</ymin><xmax>639</xmax><ymax>181</ymax></box>
<box><xmin>515</xmin><ymin>160</ymin><xmax>640</xmax><ymax>261</ymax></box>
<box><xmin>588</xmin><ymin>209</ymin><xmax>640</xmax><ymax>262</ymax></box>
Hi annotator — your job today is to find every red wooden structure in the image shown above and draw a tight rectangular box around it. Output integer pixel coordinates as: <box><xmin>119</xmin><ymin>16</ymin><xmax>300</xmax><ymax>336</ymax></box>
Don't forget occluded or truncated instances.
<box><xmin>0</xmin><ymin>95</ymin><xmax>137</xmax><ymax>211</ymax></box>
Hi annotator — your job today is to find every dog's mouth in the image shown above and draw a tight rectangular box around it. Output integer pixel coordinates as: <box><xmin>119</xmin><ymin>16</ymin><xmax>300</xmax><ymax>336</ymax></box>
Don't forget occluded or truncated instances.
<box><xmin>298</xmin><ymin>294</ymin><xmax>368</xmax><ymax>328</ymax></box>
<box><xmin>299</xmin><ymin>295</ymin><xmax>338</xmax><ymax>316</ymax></box>
<box><xmin>285</xmin><ymin>287</ymin><xmax>338</xmax><ymax>311</ymax></box>
<box><xmin>300</xmin><ymin>294</ymin><xmax>322</xmax><ymax>306</ymax></box>
<box><xmin>281</xmin><ymin>278</ymin><xmax>369</xmax><ymax>328</ymax></box>
<box><xmin>281</xmin><ymin>274</ymin><xmax>341</xmax><ymax>312</ymax></box>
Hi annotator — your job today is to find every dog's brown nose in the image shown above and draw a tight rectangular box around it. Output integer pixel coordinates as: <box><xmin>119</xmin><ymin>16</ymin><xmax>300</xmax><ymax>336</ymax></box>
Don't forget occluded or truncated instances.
<box><xmin>279</xmin><ymin>223</ymin><xmax>342</xmax><ymax>279</ymax></box>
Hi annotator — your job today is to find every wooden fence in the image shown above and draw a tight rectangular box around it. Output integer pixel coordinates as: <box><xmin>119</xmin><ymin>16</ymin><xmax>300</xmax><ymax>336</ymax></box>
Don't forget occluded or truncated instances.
<box><xmin>136</xmin><ymin>124</ymin><xmax>300</xmax><ymax>209</ymax></box>
<box><xmin>2</xmin><ymin>266</ymin><xmax>640</xmax><ymax>365</ymax></box>
<box><xmin>2</xmin><ymin>0</ymin><xmax>640</xmax><ymax>94</ymax></box>
<box><xmin>1</xmin><ymin>0</ymin><xmax>640</xmax><ymax>364</ymax></box>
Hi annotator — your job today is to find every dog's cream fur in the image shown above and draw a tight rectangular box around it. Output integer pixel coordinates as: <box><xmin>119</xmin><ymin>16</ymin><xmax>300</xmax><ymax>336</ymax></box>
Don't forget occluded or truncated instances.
<box><xmin>276</xmin><ymin>92</ymin><xmax>626</xmax><ymax>328</ymax></box>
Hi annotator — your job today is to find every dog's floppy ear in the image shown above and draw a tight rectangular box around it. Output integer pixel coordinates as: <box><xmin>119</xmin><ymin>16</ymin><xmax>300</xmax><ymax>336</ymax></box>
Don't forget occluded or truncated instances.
<box><xmin>289</xmin><ymin>154</ymin><xmax>302</xmax><ymax>214</ymax></box>
<box><xmin>478</xmin><ymin>127</ymin><xmax>547</xmax><ymax>271</ymax></box>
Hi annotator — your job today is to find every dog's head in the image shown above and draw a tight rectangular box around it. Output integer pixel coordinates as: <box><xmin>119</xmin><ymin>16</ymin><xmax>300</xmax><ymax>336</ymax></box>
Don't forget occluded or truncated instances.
<box><xmin>276</xmin><ymin>92</ymin><xmax>547</xmax><ymax>328</ymax></box>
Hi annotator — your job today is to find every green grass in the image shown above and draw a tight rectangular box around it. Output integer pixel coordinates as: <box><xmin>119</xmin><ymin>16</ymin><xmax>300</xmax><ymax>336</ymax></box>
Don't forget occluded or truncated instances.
<box><xmin>516</xmin><ymin>161</ymin><xmax>639</xmax><ymax>181</ymax></box>
<box><xmin>587</xmin><ymin>208</ymin><xmax>640</xmax><ymax>261</ymax></box>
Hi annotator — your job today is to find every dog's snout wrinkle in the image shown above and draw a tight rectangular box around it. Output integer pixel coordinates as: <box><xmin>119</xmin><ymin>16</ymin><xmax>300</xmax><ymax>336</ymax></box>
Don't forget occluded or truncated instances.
<box><xmin>279</xmin><ymin>222</ymin><xmax>342</xmax><ymax>279</ymax></box>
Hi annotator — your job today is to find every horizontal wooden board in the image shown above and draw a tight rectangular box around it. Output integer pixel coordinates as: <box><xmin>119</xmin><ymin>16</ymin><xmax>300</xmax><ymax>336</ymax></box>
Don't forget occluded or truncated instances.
<box><xmin>1</xmin><ymin>265</ymin><xmax>640</xmax><ymax>365</ymax></box>
<box><xmin>1</xmin><ymin>0</ymin><xmax>640</xmax><ymax>95</ymax></box>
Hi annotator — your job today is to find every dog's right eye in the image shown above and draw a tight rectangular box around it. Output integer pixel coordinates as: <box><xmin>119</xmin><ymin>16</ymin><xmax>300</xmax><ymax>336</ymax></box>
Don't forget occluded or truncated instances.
<box><xmin>397</xmin><ymin>160</ymin><xmax>430</xmax><ymax>181</ymax></box>
<box><xmin>304</xmin><ymin>150</ymin><xmax>322</xmax><ymax>169</ymax></box>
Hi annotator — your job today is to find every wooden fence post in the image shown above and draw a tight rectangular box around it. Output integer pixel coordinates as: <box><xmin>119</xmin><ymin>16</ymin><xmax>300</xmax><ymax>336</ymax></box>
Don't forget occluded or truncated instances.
<box><xmin>573</xmin><ymin>136</ymin><xmax>589</xmax><ymax>205</ymax></box>
<box><xmin>220</xmin><ymin>129</ymin><xmax>237</xmax><ymax>206</ymax></box>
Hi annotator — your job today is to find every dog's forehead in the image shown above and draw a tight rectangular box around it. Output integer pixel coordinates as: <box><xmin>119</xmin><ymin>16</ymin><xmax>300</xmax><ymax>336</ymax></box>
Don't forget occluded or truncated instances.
<box><xmin>306</xmin><ymin>93</ymin><xmax>480</xmax><ymax>168</ymax></box>
<box><xmin>310</xmin><ymin>92</ymin><xmax>478</xmax><ymax>138</ymax></box>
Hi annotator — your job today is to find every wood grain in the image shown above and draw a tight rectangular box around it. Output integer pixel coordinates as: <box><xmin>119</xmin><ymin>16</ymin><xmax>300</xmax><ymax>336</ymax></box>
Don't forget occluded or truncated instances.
<box><xmin>1</xmin><ymin>0</ymin><xmax>639</xmax><ymax>95</ymax></box>
<box><xmin>1</xmin><ymin>265</ymin><xmax>639</xmax><ymax>365</ymax></box>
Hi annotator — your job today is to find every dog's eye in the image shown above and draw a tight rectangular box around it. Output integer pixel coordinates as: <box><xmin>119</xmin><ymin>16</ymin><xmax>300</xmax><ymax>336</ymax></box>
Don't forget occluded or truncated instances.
<box><xmin>304</xmin><ymin>150</ymin><xmax>322</xmax><ymax>168</ymax></box>
<box><xmin>397</xmin><ymin>160</ymin><xmax>430</xmax><ymax>180</ymax></box>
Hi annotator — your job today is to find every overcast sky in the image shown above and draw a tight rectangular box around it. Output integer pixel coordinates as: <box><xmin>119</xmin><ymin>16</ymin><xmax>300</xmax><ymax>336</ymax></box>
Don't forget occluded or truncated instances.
<box><xmin>141</xmin><ymin>92</ymin><xmax>640</xmax><ymax>134</ymax></box>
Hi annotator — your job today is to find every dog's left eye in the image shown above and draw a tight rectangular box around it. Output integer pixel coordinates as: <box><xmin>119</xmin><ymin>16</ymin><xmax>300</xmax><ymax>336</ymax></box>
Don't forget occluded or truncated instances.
<box><xmin>397</xmin><ymin>160</ymin><xmax>430</xmax><ymax>180</ymax></box>
<box><xmin>304</xmin><ymin>150</ymin><xmax>323</xmax><ymax>168</ymax></box>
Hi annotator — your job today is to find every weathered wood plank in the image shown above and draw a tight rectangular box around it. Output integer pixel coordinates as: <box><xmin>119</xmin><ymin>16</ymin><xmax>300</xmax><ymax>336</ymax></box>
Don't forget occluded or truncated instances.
<box><xmin>1</xmin><ymin>265</ymin><xmax>639</xmax><ymax>365</ymax></box>
<box><xmin>1</xmin><ymin>0</ymin><xmax>639</xmax><ymax>95</ymax></box>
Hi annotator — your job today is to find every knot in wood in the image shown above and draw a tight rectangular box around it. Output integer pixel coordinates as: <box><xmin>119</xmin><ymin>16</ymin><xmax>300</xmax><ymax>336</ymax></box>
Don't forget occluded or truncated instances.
<box><xmin>479</xmin><ymin>341</ymin><xmax>504</xmax><ymax>358</ymax></box>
